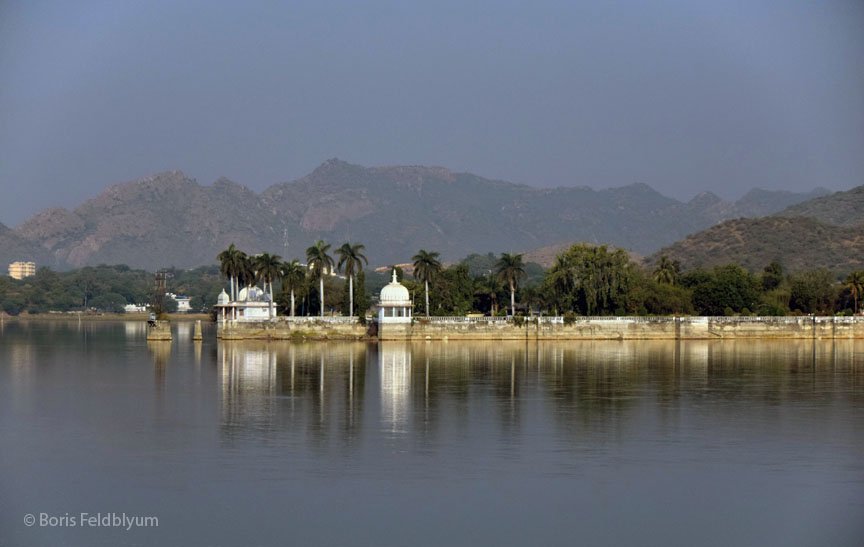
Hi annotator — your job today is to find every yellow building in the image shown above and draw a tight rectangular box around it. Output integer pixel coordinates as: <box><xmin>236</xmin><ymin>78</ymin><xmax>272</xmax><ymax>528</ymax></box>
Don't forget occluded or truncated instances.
<box><xmin>9</xmin><ymin>261</ymin><xmax>36</xmax><ymax>280</ymax></box>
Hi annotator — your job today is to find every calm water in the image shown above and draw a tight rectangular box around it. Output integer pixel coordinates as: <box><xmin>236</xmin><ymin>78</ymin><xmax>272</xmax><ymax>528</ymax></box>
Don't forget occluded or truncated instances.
<box><xmin>1</xmin><ymin>321</ymin><xmax>862</xmax><ymax>546</ymax></box>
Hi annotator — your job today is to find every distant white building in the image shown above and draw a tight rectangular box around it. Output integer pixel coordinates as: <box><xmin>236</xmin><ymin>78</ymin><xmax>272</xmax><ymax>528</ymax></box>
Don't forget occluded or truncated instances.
<box><xmin>124</xmin><ymin>304</ymin><xmax>148</xmax><ymax>313</ymax></box>
<box><xmin>166</xmin><ymin>293</ymin><xmax>192</xmax><ymax>313</ymax></box>
<box><xmin>215</xmin><ymin>286</ymin><xmax>272</xmax><ymax>322</ymax></box>
<box><xmin>378</xmin><ymin>270</ymin><xmax>412</xmax><ymax>323</ymax></box>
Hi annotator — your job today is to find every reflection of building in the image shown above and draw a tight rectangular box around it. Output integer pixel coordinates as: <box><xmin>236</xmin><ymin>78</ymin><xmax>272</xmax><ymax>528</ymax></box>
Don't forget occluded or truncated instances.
<box><xmin>8</xmin><ymin>261</ymin><xmax>36</xmax><ymax>279</ymax></box>
<box><xmin>215</xmin><ymin>286</ymin><xmax>272</xmax><ymax>321</ymax></box>
<box><xmin>378</xmin><ymin>270</ymin><xmax>412</xmax><ymax>323</ymax></box>
<box><xmin>220</xmin><ymin>344</ymin><xmax>278</xmax><ymax>428</ymax></box>
<box><xmin>380</xmin><ymin>342</ymin><xmax>411</xmax><ymax>431</ymax></box>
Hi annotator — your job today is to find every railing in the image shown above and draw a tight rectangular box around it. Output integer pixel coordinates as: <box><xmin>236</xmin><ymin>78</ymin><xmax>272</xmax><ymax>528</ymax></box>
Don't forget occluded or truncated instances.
<box><xmin>424</xmin><ymin>316</ymin><xmax>511</xmax><ymax>322</ymax></box>
<box><xmin>280</xmin><ymin>316</ymin><xmax>361</xmax><ymax>324</ymax></box>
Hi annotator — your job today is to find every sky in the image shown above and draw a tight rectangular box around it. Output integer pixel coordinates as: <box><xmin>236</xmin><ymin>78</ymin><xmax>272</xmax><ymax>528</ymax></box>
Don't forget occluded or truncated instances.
<box><xmin>1</xmin><ymin>0</ymin><xmax>862</xmax><ymax>226</ymax></box>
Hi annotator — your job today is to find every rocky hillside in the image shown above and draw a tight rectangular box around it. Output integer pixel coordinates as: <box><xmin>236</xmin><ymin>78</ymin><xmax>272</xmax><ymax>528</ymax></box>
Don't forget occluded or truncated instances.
<box><xmin>649</xmin><ymin>215</ymin><xmax>864</xmax><ymax>275</ymax></box>
<box><xmin>0</xmin><ymin>160</ymin><xmax>829</xmax><ymax>270</ymax></box>
<box><xmin>774</xmin><ymin>185</ymin><xmax>864</xmax><ymax>226</ymax></box>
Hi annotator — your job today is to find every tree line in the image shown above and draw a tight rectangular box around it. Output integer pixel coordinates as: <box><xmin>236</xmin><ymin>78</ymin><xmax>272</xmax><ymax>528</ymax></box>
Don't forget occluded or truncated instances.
<box><xmin>2</xmin><ymin>242</ymin><xmax>862</xmax><ymax>317</ymax></box>
<box><xmin>215</xmin><ymin>241</ymin><xmax>864</xmax><ymax>318</ymax></box>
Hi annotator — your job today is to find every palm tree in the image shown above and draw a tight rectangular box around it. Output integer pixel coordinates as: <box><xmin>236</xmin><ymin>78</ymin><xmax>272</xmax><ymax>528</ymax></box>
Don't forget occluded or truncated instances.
<box><xmin>496</xmin><ymin>253</ymin><xmax>526</xmax><ymax>316</ymax></box>
<box><xmin>336</xmin><ymin>242</ymin><xmax>368</xmax><ymax>318</ymax></box>
<box><xmin>306</xmin><ymin>240</ymin><xmax>334</xmax><ymax>316</ymax></box>
<box><xmin>845</xmin><ymin>271</ymin><xmax>864</xmax><ymax>314</ymax></box>
<box><xmin>254</xmin><ymin>252</ymin><xmax>282</xmax><ymax>318</ymax></box>
<box><xmin>653</xmin><ymin>256</ymin><xmax>679</xmax><ymax>285</ymax></box>
<box><xmin>235</xmin><ymin>252</ymin><xmax>254</xmax><ymax>292</ymax></box>
<box><xmin>280</xmin><ymin>259</ymin><xmax>305</xmax><ymax>317</ymax></box>
<box><xmin>412</xmin><ymin>250</ymin><xmax>441</xmax><ymax>317</ymax></box>
<box><xmin>217</xmin><ymin>243</ymin><xmax>242</xmax><ymax>301</ymax></box>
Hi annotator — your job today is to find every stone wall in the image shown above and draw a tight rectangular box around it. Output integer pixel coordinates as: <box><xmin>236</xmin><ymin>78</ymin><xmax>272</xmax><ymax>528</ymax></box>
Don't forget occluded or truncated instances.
<box><xmin>218</xmin><ymin>318</ymin><xmax>370</xmax><ymax>341</ymax></box>
<box><xmin>216</xmin><ymin>316</ymin><xmax>864</xmax><ymax>341</ymax></box>
<box><xmin>146</xmin><ymin>320</ymin><xmax>172</xmax><ymax>341</ymax></box>
<box><xmin>379</xmin><ymin>316</ymin><xmax>864</xmax><ymax>341</ymax></box>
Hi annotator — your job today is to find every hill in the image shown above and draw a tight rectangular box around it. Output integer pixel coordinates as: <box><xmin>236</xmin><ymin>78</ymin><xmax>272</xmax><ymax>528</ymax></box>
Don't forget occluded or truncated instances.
<box><xmin>1</xmin><ymin>160</ymin><xmax>828</xmax><ymax>270</ymax></box>
<box><xmin>649</xmin><ymin>216</ymin><xmax>864</xmax><ymax>275</ymax></box>
<box><xmin>774</xmin><ymin>185</ymin><xmax>864</xmax><ymax>226</ymax></box>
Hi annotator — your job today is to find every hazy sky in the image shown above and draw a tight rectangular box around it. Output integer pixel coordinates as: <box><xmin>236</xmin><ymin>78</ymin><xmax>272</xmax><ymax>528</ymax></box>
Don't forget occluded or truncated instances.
<box><xmin>1</xmin><ymin>0</ymin><xmax>862</xmax><ymax>226</ymax></box>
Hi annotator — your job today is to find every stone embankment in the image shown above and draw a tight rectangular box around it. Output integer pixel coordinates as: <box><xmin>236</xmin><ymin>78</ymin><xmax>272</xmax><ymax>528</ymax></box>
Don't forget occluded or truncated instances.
<box><xmin>218</xmin><ymin>317</ymin><xmax>371</xmax><ymax>340</ymax></box>
<box><xmin>217</xmin><ymin>316</ymin><xmax>864</xmax><ymax>341</ymax></box>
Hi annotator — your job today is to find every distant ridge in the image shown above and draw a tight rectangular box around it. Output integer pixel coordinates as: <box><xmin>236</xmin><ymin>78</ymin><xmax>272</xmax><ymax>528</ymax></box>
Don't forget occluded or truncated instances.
<box><xmin>0</xmin><ymin>160</ymin><xmax>831</xmax><ymax>270</ymax></box>
<box><xmin>774</xmin><ymin>185</ymin><xmax>864</xmax><ymax>226</ymax></box>
<box><xmin>648</xmin><ymin>213</ymin><xmax>864</xmax><ymax>275</ymax></box>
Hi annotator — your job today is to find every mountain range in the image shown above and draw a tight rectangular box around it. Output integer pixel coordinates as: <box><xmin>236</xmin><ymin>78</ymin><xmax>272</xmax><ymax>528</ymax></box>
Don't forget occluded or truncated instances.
<box><xmin>0</xmin><ymin>159</ymin><xmax>837</xmax><ymax>270</ymax></box>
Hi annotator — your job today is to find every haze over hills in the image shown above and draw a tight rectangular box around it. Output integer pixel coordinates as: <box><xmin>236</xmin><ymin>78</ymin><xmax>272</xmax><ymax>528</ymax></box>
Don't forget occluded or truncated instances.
<box><xmin>0</xmin><ymin>159</ymin><xmax>833</xmax><ymax>270</ymax></box>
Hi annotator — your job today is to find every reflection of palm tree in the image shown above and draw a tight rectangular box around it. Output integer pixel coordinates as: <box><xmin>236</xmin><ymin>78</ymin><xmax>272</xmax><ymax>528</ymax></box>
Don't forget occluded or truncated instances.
<box><xmin>280</xmin><ymin>260</ymin><xmax>305</xmax><ymax>317</ymax></box>
<box><xmin>412</xmin><ymin>250</ymin><xmax>441</xmax><ymax>317</ymax></box>
<box><xmin>254</xmin><ymin>252</ymin><xmax>282</xmax><ymax>318</ymax></box>
<box><xmin>495</xmin><ymin>253</ymin><xmax>526</xmax><ymax>316</ymax></box>
<box><xmin>845</xmin><ymin>271</ymin><xmax>864</xmax><ymax>314</ymax></box>
<box><xmin>306</xmin><ymin>240</ymin><xmax>334</xmax><ymax>317</ymax></box>
<box><xmin>336</xmin><ymin>242</ymin><xmax>368</xmax><ymax>318</ymax></box>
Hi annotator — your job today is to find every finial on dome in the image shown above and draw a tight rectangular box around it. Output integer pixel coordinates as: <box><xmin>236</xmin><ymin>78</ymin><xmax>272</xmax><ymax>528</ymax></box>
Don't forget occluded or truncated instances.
<box><xmin>392</xmin><ymin>269</ymin><xmax>398</xmax><ymax>283</ymax></box>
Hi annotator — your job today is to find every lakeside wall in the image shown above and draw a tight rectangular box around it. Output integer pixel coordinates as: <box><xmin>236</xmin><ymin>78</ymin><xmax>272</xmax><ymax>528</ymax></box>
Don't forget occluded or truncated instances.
<box><xmin>217</xmin><ymin>316</ymin><xmax>864</xmax><ymax>341</ymax></box>
<box><xmin>217</xmin><ymin>318</ymin><xmax>370</xmax><ymax>340</ymax></box>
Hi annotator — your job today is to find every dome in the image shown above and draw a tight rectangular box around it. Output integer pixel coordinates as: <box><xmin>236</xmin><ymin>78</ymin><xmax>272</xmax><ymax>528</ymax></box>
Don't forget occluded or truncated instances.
<box><xmin>379</xmin><ymin>270</ymin><xmax>410</xmax><ymax>305</ymax></box>
<box><xmin>238</xmin><ymin>286</ymin><xmax>268</xmax><ymax>301</ymax></box>
<box><xmin>217</xmin><ymin>289</ymin><xmax>230</xmax><ymax>305</ymax></box>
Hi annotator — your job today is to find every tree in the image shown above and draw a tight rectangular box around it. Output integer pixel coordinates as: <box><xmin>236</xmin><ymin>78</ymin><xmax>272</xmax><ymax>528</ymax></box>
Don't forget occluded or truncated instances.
<box><xmin>412</xmin><ymin>250</ymin><xmax>441</xmax><ymax>317</ymax></box>
<box><xmin>474</xmin><ymin>274</ymin><xmax>502</xmax><ymax>315</ymax></box>
<box><xmin>495</xmin><ymin>253</ymin><xmax>526</xmax><ymax>316</ymax></box>
<box><xmin>844</xmin><ymin>271</ymin><xmax>864</xmax><ymax>314</ymax></box>
<box><xmin>306</xmin><ymin>240</ymin><xmax>334</xmax><ymax>316</ymax></box>
<box><xmin>217</xmin><ymin>243</ymin><xmax>244</xmax><ymax>301</ymax></box>
<box><xmin>254</xmin><ymin>252</ymin><xmax>282</xmax><ymax>318</ymax></box>
<box><xmin>762</xmin><ymin>261</ymin><xmax>784</xmax><ymax>291</ymax></box>
<box><xmin>789</xmin><ymin>269</ymin><xmax>836</xmax><ymax>314</ymax></box>
<box><xmin>280</xmin><ymin>259</ymin><xmax>305</xmax><ymax>317</ymax></box>
<box><xmin>542</xmin><ymin>244</ymin><xmax>634</xmax><ymax>315</ymax></box>
<box><xmin>235</xmin><ymin>252</ymin><xmax>255</xmax><ymax>290</ymax></box>
<box><xmin>653</xmin><ymin>256</ymin><xmax>680</xmax><ymax>285</ymax></box>
<box><xmin>336</xmin><ymin>242</ymin><xmax>368</xmax><ymax>317</ymax></box>
<box><xmin>691</xmin><ymin>265</ymin><xmax>760</xmax><ymax>315</ymax></box>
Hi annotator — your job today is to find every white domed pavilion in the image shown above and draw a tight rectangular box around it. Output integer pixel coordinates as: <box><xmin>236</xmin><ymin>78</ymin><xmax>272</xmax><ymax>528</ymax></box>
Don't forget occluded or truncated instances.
<box><xmin>378</xmin><ymin>270</ymin><xmax>412</xmax><ymax>323</ymax></box>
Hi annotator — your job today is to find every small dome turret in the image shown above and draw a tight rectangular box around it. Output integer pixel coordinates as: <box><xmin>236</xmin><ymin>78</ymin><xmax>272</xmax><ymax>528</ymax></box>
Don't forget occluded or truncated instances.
<box><xmin>380</xmin><ymin>270</ymin><xmax>410</xmax><ymax>305</ymax></box>
<box><xmin>217</xmin><ymin>289</ymin><xmax>230</xmax><ymax>305</ymax></box>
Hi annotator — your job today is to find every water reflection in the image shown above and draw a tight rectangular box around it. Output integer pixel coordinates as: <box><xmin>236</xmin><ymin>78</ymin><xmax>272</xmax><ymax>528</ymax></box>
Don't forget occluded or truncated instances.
<box><xmin>380</xmin><ymin>342</ymin><xmax>411</xmax><ymax>432</ymax></box>
<box><xmin>216</xmin><ymin>339</ymin><xmax>864</xmax><ymax>447</ymax></box>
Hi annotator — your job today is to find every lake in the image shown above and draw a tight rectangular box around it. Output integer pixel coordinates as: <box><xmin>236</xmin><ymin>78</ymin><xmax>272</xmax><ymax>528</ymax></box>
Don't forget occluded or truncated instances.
<box><xmin>1</xmin><ymin>320</ymin><xmax>862</xmax><ymax>546</ymax></box>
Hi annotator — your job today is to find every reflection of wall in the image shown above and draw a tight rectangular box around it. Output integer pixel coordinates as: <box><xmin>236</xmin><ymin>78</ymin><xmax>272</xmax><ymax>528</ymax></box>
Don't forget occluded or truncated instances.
<box><xmin>379</xmin><ymin>342</ymin><xmax>411</xmax><ymax>432</ymax></box>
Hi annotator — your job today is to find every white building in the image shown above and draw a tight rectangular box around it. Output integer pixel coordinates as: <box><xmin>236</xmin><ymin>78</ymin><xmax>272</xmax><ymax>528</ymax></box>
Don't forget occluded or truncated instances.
<box><xmin>215</xmin><ymin>286</ymin><xmax>273</xmax><ymax>322</ymax></box>
<box><xmin>124</xmin><ymin>304</ymin><xmax>148</xmax><ymax>313</ymax></box>
<box><xmin>378</xmin><ymin>270</ymin><xmax>412</xmax><ymax>323</ymax></box>
<box><xmin>166</xmin><ymin>293</ymin><xmax>192</xmax><ymax>313</ymax></box>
